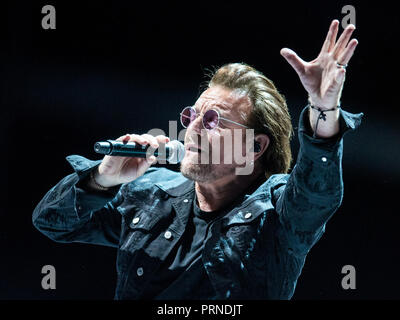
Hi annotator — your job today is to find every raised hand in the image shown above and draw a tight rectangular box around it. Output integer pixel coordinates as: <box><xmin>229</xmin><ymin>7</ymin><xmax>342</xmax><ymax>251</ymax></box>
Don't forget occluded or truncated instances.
<box><xmin>280</xmin><ymin>20</ymin><xmax>358</xmax><ymax>110</ymax></box>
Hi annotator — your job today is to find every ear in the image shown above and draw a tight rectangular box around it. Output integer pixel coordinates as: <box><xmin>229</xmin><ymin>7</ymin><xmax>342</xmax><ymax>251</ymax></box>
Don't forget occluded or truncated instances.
<box><xmin>253</xmin><ymin>134</ymin><xmax>270</xmax><ymax>161</ymax></box>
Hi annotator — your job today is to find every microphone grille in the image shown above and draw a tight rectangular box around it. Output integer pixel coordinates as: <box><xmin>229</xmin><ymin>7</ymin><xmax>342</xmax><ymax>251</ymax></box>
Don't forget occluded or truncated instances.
<box><xmin>167</xmin><ymin>140</ymin><xmax>185</xmax><ymax>164</ymax></box>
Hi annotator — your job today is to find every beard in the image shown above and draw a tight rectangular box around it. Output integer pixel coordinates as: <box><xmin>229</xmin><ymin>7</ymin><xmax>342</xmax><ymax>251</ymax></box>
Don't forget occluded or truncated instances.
<box><xmin>181</xmin><ymin>132</ymin><xmax>239</xmax><ymax>182</ymax></box>
<box><xmin>180</xmin><ymin>153</ymin><xmax>236</xmax><ymax>182</ymax></box>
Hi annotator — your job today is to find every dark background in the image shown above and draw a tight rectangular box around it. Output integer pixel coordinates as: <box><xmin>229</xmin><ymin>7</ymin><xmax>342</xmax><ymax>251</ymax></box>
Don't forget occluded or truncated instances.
<box><xmin>1</xmin><ymin>0</ymin><xmax>399</xmax><ymax>300</ymax></box>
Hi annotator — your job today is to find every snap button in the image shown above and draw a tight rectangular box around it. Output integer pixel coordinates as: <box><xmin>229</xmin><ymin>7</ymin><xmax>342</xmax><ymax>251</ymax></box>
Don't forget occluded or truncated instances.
<box><xmin>77</xmin><ymin>205</ymin><xmax>82</xmax><ymax>211</ymax></box>
<box><xmin>244</xmin><ymin>212</ymin><xmax>252</xmax><ymax>219</ymax></box>
<box><xmin>164</xmin><ymin>230</ymin><xmax>172</xmax><ymax>240</ymax></box>
<box><xmin>321</xmin><ymin>157</ymin><xmax>327</xmax><ymax>162</ymax></box>
<box><xmin>183</xmin><ymin>199</ymin><xmax>189</xmax><ymax>203</ymax></box>
<box><xmin>132</xmin><ymin>217</ymin><xmax>140</xmax><ymax>225</ymax></box>
<box><xmin>136</xmin><ymin>267</ymin><xmax>144</xmax><ymax>277</ymax></box>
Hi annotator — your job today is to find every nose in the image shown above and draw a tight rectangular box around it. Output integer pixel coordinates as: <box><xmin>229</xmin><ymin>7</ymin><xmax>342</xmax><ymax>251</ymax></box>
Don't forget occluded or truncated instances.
<box><xmin>188</xmin><ymin>113</ymin><xmax>204</xmax><ymax>135</ymax></box>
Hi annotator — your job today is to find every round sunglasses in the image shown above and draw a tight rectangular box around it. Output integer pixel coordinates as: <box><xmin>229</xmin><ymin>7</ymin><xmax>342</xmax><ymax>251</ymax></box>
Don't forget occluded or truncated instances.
<box><xmin>180</xmin><ymin>106</ymin><xmax>250</xmax><ymax>131</ymax></box>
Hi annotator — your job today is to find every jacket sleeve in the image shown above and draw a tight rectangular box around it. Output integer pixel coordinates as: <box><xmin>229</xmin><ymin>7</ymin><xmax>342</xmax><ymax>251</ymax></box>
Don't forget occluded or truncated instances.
<box><xmin>275</xmin><ymin>105</ymin><xmax>364</xmax><ymax>256</ymax></box>
<box><xmin>32</xmin><ymin>155</ymin><xmax>125</xmax><ymax>248</ymax></box>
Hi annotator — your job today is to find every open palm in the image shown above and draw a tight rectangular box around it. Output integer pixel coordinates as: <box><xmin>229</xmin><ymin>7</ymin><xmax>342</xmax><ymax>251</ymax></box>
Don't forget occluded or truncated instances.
<box><xmin>281</xmin><ymin>20</ymin><xmax>358</xmax><ymax>109</ymax></box>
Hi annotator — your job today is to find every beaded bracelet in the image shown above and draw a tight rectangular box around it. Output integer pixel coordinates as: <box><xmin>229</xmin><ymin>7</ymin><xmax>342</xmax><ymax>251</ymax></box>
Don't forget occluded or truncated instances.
<box><xmin>309</xmin><ymin>104</ymin><xmax>340</xmax><ymax>138</ymax></box>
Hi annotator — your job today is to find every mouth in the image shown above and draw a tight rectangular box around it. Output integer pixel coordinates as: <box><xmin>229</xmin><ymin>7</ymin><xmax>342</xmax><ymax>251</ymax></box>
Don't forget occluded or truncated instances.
<box><xmin>185</xmin><ymin>144</ymin><xmax>203</xmax><ymax>153</ymax></box>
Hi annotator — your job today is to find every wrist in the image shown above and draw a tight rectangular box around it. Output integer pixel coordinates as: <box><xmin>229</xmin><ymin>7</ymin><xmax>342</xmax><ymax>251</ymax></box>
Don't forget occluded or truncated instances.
<box><xmin>307</xmin><ymin>102</ymin><xmax>340</xmax><ymax>139</ymax></box>
<box><xmin>87</xmin><ymin>167</ymin><xmax>111</xmax><ymax>191</ymax></box>
<box><xmin>308</xmin><ymin>96</ymin><xmax>340</xmax><ymax>110</ymax></box>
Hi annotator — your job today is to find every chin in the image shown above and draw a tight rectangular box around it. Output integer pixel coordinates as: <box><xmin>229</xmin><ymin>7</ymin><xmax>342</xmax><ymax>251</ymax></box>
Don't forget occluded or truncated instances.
<box><xmin>180</xmin><ymin>158</ymin><xmax>236</xmax><ymax>183</ymax></box>
<box><xmin>180</xmin><ymin>160</ymin><xmax>214</xmax><ymax>182</ymax></box>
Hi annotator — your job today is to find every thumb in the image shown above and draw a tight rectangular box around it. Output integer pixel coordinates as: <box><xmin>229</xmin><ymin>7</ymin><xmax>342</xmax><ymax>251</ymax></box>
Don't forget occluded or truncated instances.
<box><xmin>280</xmin><ymin>48</ymin><xmax>306</xmax><ymax>76</ymax></box>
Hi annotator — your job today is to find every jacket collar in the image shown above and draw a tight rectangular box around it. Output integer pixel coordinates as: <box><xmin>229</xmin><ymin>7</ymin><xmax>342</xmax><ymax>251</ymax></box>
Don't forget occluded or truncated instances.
<box><xmin>155</xmin><ymin>172</ymin><xmax>287</xmax><ymax>199</ymax></box>
<box><xmin>155</xmin><ymin>172</ymin><xmax>289</xmax><ymax>228</ymax></box>
<box><xmin>155</xmin><ymin>174</ymin><xmax>195</xmax><ymax>197</ymax></box>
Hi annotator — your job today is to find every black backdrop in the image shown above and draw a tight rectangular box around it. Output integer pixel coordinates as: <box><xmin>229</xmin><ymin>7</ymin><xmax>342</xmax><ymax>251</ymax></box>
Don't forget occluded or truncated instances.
<box><xmin>1</xmin><ymin>0</ymin><xmax>399</xmax><ymax>300</ymax></box>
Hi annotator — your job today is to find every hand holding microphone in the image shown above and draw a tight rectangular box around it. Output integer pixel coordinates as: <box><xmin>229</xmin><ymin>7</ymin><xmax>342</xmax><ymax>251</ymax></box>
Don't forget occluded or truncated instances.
<box><xmin>94</xmin><ymin>138</ymin><xmax>184</xmax><ymax>163</ymax></box>
<box><xmin>92</xmin><ymin>134</ymin><xmax>183</xmax><ymax>188</ymax></box>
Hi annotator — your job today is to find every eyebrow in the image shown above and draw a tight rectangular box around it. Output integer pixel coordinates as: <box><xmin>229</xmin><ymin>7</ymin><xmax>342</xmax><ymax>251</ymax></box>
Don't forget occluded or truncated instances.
<box><xmin>194</xmin><ymin>101</ymin><xmax>230</xmax><ymax>114</ymax></box>
<box><xmin>212</xmin><ymin>103</ymin><xmax>230</xmax><ymax>112</ymax></box>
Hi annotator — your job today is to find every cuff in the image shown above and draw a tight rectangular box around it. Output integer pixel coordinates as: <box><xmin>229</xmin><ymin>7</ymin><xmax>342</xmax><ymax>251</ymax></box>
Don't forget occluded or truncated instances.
<box><xmin>65</xmin><ymin>154</ymin><xmax>103</xmax><ymax>179</ymax></box>
<box><xmin>297</xmin><ymin>105</ymin><xmax>364</xmax><ymax>164</ymax></box>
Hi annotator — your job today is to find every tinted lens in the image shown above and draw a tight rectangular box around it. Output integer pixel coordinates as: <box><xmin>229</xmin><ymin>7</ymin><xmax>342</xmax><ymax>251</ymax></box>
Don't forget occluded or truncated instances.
<box><xmin>180</xmin><ymin>107</ymin><xmax>196</xmax><ymax>128</ymax></box>
<box><xmin>203</xmin><ymin>109</ymin><xmax>219</xmax><ymax>130</ymax></box>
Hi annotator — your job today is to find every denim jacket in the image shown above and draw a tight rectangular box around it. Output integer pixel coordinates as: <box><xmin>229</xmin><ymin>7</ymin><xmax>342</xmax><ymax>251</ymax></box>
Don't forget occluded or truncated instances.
<box><xmin>32</xmin><ymin>106</ymin><xmax>363</xmax><ymax>300</ymax></box>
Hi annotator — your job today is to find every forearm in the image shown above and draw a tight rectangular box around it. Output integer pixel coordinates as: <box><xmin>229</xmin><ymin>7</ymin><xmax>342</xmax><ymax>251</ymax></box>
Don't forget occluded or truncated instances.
<box><xmin>276</xmin><ymin>104</ymin><xmax>363</xmax><ymax>252</ymax></box>
<box><xmin>32</xmin><ymin>155</ymin><xmax>124</xmax><ymax>246</ymax></box>
<box><xmin>32</xmin><ymin>172</ymin><xmax>120</xmax><ymax>239</ymax></box>
<box><xmin>278</xmin><ymin>128</ymin><xmax>344</xmax><ymax>234</ymax></box>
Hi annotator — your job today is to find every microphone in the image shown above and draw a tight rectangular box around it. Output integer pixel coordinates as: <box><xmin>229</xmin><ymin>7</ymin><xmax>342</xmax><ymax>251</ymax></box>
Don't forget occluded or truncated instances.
<box><xmin>94</xmin><ymin>139</ymin><xmax>185</xmax><ymax>164</ymax></box>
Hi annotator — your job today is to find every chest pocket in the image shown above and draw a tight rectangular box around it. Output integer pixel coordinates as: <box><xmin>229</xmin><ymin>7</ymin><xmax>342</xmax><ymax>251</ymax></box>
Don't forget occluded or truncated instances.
<box><xmin>119</xmin><ymin>207</ymin><xmax>165</xmax><ymax>252</ymax></box>
<box><xmin>221</xmin><ymin>198</ymin><xmax>274</xmax><ymax>257</ymax></box>
<box><xmin>117</xmin><ymin>186</ymin><xmax>172</xmax><ymax>249</ymax></box>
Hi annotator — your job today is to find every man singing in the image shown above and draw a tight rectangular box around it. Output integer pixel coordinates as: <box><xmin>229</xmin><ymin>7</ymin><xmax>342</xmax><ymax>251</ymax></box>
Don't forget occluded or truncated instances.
<box><xmin>33</xmin><ymin>20</ymin><xmax>363</xmax><ymax>299</ymax></box>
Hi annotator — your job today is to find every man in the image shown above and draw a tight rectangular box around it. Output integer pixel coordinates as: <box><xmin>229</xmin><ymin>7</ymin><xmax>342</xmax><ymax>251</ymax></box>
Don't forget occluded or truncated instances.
<box><xmin>33</xmin><ymin>20</ymin><xmax>363</xmax><ymax>299</ymax></box>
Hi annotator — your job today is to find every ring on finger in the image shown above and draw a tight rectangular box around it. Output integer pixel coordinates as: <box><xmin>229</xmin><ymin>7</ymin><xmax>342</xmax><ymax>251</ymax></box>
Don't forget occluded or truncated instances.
<box><xmin>336</xmin><ymin>61</ymin><xmax>348</xmax><ymax>68</ymax></box>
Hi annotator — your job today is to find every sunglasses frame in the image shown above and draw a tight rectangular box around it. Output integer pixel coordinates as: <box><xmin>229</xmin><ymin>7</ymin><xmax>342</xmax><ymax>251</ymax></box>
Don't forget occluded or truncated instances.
<box><xmin>180</xmin><ymin>106</ymin><xmax>250</xmax><ymax>131</ymax></box>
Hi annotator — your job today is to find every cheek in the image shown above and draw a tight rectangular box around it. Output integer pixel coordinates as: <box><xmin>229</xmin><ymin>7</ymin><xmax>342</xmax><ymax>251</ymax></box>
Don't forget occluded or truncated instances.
<box><xmin>183</xmin><ymin>128</ymin><xmax>192</xmax><ymax>143</ymax></box>
<box><xmin>210</xmin><ymin>134</ymin><xmax>232</xmax><ymax>163</ymax></box>
<box><xmin>220</xmin><ymin>137</ymin><xmax>248</xmax><ymax>164</ymax></box>
<box><xmin>208</xmin><ymin>132</ymin><xmax>222</xmax><ymax>153</ymax></box>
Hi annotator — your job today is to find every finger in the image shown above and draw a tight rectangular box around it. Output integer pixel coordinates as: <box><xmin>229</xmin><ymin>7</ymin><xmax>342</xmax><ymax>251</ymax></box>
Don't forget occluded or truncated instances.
<box><xmin>146</xmin><ymin>155</ymin><xmax>157</xmax><ymax>165</ymax></box>
<box><xmin>116</xmin><ymin>134</ymin><xmax>131</xmax><ymax>142</ymax></box>
<box><xmin>337</xmin><ymin>38</ymin><xmax>358</xmax><ymax>65</ymax></box>
<box><xmin>320</xmin><ymin>20</ymin><xmax>339</xmax><ymax>53</ymax></box>
<box><xmin>155</xmin><ymin>135</ymin><xmax>170</xmax><ymax>144</ymax></box>
<box><xmin>117</xmin><ymin>134</ymin><xmax>150</xmax><ymax>146</ymax></box>
<box><xmin>122</xmin><ymin>134</ymin><xmax>130</xmax><ymax>144</ymax></box>
<box><xmin>141</xmin><ymin>134</ymin><xmax>159</xmax><ymax>148</ymax></box>
<box><xmin>117</xmin><ymin>134</ymin><xmax>133</xmax><ymax>145</ymax></box>
<box><xmin>333</xmin><ymin>24</ymin><xmax>356</xmax><ymax>57</ymax></box>
<box><xmin>280</xmin><ymin>48</ymin><xmax>306</xmax><ymax>76</ymax></box>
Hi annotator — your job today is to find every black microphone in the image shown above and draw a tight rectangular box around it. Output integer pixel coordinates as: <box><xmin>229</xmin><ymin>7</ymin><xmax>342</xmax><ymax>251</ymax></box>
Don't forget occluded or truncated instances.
<box><xmin>94</xmin><ymin>139</ymin><xmax>185</xmax><ymax>164</ymax></box>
